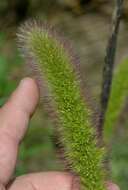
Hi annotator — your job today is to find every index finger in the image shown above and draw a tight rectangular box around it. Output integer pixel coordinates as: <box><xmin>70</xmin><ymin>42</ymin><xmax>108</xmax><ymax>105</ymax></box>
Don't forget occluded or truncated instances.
<box><xmin>0</xmin><ymin>78</ymin><xmax>39</xmax><ymax>185</ymax></box>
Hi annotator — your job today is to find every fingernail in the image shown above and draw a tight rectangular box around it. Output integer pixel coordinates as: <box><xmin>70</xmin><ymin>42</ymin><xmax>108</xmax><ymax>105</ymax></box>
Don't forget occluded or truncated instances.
<box><xmin>19</xmin><ymin>77</ymin><xmax>33</xmax><ymax>87</ymax></box>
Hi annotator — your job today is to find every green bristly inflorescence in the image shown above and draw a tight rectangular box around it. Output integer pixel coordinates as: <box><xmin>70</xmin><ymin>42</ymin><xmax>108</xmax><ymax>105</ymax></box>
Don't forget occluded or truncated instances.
<box><xmin>18</xmin><ymin>22</ymin><xmax>106</xmax><ymax>190</ymax></box>
<box><xmin>104</xmin><ymin>59</ymin><xmax>128</xmax><ymax>143</ymax></box>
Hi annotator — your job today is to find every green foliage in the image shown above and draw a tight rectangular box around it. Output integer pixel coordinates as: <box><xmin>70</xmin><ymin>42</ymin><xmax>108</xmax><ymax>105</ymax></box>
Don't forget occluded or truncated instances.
<box><xmin>103</xmin><ymin>59</ymin><xmax>128</xmax><ymax>142</ymax></box>
<box><xmin>16</xmin><ymin>111</ymin><xmax>61</xmax><ymax>176</ymax></box>
<box><xmin>111</xmin><ymin>125</ymin><xmax>128</xmax><ymax>190</ymax></box>
<box><xmin>0</xmin><ymin>32</ymin><xmax>21</xmax><ymax>106</ymax></box>
<box><xmin>18</xmin><ymin>22</ymin><xmax>106</xmax><ymax>190</ymax></box>
<box><xmin>0</xmin><ymin>55</ymin><xmax>8</xmax><ymax>105</ymax></box>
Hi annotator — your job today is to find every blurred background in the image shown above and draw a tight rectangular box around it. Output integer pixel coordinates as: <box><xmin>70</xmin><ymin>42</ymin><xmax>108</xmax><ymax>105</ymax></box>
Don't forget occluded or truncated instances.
<box><xmin>0</xmin><ymin>0</ymin><xmax>128</xmax><ymax>189</ymax></box>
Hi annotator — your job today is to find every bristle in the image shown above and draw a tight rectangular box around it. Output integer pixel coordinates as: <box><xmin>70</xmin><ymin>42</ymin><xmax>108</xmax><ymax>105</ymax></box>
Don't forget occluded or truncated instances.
<box><xmin>17</xmin><ymin>20</ymin><xmax>106</xmax><ymax>190</ymax></box>
<box><xmin>17</xmin><ymin>19</ymin><xmax>84</xmax><ymax>138</ymax></box>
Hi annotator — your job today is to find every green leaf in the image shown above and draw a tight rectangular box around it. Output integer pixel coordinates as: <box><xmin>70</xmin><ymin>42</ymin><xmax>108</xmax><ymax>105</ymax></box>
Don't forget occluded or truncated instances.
<box><xmin>104</xmin><ymin>59</ymin><xmax>128</xmax><ymax>142</ymax></box>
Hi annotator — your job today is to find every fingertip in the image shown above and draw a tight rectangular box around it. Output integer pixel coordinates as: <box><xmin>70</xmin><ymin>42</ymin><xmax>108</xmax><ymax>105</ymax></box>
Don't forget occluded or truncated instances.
<box><xmin>18</xmin><ymin>77</ymin><xmax>39</xmax><ymax>114</ymax></box>
<box><xmin>3</xmin><ymin>77</ymin><xmax>40</xmax><ymax>117</ymax></box>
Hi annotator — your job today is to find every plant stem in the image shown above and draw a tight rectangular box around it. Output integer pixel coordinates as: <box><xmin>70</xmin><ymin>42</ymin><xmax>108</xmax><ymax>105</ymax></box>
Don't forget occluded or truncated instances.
<box><xmin>98</xmin><ymin>0</ymin><xmax>124</xmax><ymax>140</ymax></box>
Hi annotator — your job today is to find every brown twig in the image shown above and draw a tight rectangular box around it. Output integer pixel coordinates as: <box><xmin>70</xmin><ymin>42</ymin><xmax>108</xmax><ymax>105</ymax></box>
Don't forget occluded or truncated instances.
<box><xmin>98</xmin><ymin>0</ymin><xmax>124</xmax><ymax>139</ymax></box>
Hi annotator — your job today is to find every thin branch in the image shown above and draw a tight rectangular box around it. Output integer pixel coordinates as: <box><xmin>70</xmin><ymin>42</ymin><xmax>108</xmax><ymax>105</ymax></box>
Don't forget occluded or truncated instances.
<box><xmin>98</xmin><ymin>0</ymin><xmax>124</xmax><ymax>139</ymax></box>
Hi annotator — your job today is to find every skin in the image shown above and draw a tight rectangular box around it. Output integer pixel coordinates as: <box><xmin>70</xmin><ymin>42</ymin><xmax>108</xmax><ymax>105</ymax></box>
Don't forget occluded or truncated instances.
<box><xmin>0</xmin><ymin>77</ymin><xmax>120</xmax><ymax>190</ymax></box>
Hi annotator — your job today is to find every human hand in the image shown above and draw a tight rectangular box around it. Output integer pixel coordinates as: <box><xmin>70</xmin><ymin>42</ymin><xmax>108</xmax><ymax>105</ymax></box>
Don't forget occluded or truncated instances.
<box><xmin>0</xmin><ymin>78</ymin><xmax>120</xmax><ymax>190</ymax></box>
